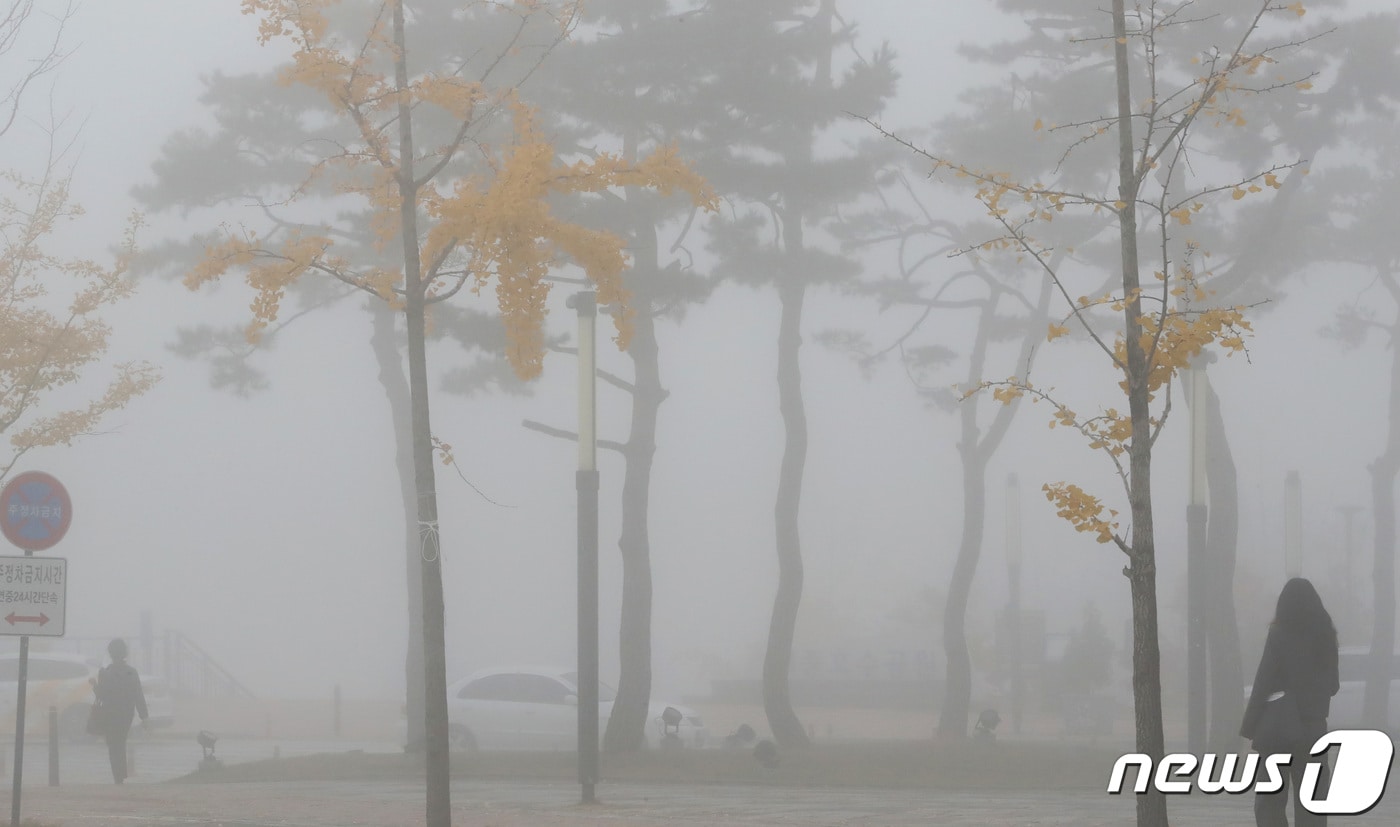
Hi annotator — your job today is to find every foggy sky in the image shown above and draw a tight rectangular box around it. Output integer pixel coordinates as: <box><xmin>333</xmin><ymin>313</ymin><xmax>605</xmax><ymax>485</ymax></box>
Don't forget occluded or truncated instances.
<box><xmin>0</xmin><ymin>0</ymin><xmax>1390</xmax><ymax>710</ymax></box>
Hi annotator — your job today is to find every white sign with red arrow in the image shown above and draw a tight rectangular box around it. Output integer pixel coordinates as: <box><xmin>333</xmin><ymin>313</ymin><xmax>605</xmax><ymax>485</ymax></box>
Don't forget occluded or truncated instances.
<box><xmin>0</xmin><ymin>556</ymin><xmax>65</xmax><ymax>637</ymax></box>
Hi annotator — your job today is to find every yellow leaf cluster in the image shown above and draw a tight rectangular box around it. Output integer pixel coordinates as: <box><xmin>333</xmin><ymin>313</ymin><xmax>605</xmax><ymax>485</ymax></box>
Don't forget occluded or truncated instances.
<box><xmin>0</xmin><ymin>174</ymin><xmax>158</xmax><ymax>457</ymax></box>
<box><xmin>414</xmin><ymin>75</ymin><xmax>485</xmax><ymax>121</ymax></box>
<box><xmin>242</xmin><ymin>0</ymin><xmax>331</xmax><ymax>48</ymax></box>
<box><xmin>1111</xmin><ymin>305</ymin><xmax>1252</xmax><ymax>395</ymax></box>
<box><xmin>1083</xmin><ymin>408</ymin><xmax>1133</xmax><ymax>455</ymax></box>
<box><xmin>432</xmin><ymin>436</ymin><xmax>455</xmax><ymax>467</ymax></box>
<box><xmin>209</xmin><ymin>1</ymin><xmax>718</xmax><ymax>382</ymax></box>
<box><xmin>991</xmin><ymin>382</ymin><xmax>1026</xmax><ymax>405</ymax></box>
<box><xmin>422</xmin><ymin>98</ymin><xmax>716</xmax><ymax>378</ymax></box>
<box><xmin>190</xmin><ymin>231</ymin><xmax>341</xmax><ymax>343</ymax></box>
<box><xmin>1043</xmin><ymin>482</ymin><xmax>1119</xmax><ymax>544</ymax></box>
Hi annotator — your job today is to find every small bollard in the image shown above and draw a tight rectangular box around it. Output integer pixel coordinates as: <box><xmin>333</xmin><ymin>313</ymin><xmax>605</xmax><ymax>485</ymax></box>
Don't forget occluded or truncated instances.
<box><xmin>47</xmin><ymin>706</ymin><xmax>58</xmax><ymax>787</ymax></box>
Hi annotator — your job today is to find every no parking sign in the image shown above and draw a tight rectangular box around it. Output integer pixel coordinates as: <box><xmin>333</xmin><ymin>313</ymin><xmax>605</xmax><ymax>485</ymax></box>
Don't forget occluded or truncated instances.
<box><xmin>0</xmin><ymin>471</ymin><xmax>71</xmax><ymax>551</ymax></box>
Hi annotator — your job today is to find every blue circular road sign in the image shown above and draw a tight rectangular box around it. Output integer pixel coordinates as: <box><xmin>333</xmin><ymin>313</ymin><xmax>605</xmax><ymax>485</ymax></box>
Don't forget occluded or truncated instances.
<box><xmin>0</xmin><ymin>471</ymin><xmax>71</xmax><ymax>551</ymax></box>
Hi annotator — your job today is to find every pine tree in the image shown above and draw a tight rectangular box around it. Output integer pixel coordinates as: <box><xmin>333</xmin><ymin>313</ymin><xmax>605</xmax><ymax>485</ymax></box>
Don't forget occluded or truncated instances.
<box><xmin>694</xmin><ymin>0</ymin><xmax>897</xmax><ymax>747</ymax></box>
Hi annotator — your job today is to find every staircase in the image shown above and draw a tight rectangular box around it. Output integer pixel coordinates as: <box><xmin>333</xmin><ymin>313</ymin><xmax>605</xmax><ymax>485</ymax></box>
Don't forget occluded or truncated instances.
<box><xmin>43</xmin><ymin>629</ymin><xmax>256</xmax><ymax>700</ymax></box>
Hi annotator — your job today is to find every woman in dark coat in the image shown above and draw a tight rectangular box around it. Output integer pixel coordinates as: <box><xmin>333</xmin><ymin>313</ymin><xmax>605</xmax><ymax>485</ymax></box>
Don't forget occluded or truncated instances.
<box><xmin>93</xmin><ymin>638</ymin><xmax>148</xmax><ymax>784</ymax></box>
<box><xmin>1240</xmin><ymin>577</ymin><xmax>1340</xmax><ymax>826</ymax></box>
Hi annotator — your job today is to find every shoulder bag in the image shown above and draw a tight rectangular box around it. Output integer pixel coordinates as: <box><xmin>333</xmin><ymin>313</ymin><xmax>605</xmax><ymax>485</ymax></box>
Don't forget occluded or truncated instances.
<box><xmin>85</xmin><ymin>699</ymin><xmax>105</xmax><ymax>736</ymax></box>
<box><xmin>86</xmin><ymin>667</ymin><xmax>106</xmax><ymax>736</ymax></box>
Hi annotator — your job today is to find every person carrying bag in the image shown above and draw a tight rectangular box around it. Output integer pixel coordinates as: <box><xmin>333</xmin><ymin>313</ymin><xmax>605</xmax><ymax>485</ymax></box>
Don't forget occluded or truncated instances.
<box><xmin>92</xmin><ymin>638</ymin><xmax>148</xmax><ymax>784</ymax></box>
<box><xmin>1240</xmin><ymin>578</ymin><xmax>1339</xmax><ymax>826</ymax></box>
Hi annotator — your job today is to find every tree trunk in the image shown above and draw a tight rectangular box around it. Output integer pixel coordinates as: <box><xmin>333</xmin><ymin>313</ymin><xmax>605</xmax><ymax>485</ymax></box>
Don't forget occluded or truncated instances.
<box><xmin>391</xmin><ymin>4</ymin><xmax>450</xmax><ymax>824</ymax></box>
<box><xmin>605</xmin><ymin>306</ymin><xmax>660</xmax><ymax>753</ymax></box>
<box><xmin>1366</xmin><ymin>457</ymin><xmax>1396</xmax><ymax>729</ymax></box>
<box><xmin>1363</xmin><ymin>304</ymin><xmax>1400</xmax><ymax>729</ymax></box>
<box><xmin>938</xmin><ymin>447</ymin><xmax>985</xmax><ymax>739</ymax></box>
<box><xmin>1114</xmin><ymin>3</ymin><xmax>1167</xmax><ymax>823</ymax></box>
<box><xmin>764</xmin><ymin>273</ymin><xmax>810</xmax><ymax>748</ymax></box>
<box><xmin>1201</xmin><ymin>375</ymin><xmax>1244</xmax><ymax>752</ymax></box>
<box><xmin>936</xmin><ymin>265</ymin><xmax>1053</xmax><ymax>740</ymax></box>
<box><xmin>371</xmin><ymin>304</ymin><xmax>426</xmax><ymax>753</ymax></box>
<box><xmin>938</xmin><ymin>294</ymin><xmax>994</xmax><ymax>740</ymax></box>
<box><xmin>602</xmin><ymin>125</ymin><xmax>663</xmax><ymax>754</ymax></box>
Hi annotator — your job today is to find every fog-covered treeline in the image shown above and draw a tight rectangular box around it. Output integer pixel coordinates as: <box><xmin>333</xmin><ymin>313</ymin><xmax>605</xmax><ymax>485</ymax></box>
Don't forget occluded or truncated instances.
<box><xmin>1</xmin><ymin>3</ymin><xmax>1397</xmax><ymax>824</ymax></box>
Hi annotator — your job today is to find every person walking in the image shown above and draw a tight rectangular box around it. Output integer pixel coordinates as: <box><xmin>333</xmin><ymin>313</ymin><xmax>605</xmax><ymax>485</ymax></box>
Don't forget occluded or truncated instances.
<box><xmin>1240</xmin><ymin>577</ymin><xmax>1340</xmax><ymax>826</ymax></box>
<box><xmin>93</xmin><ymin>638</ymin><xmax>148</xmax><ymax>784</ymax></box>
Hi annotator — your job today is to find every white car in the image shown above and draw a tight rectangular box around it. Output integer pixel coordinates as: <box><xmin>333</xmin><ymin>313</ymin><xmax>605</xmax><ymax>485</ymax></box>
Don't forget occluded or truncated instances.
<box><xmin>0</xmin><ymin>651</ymin><xmax>100</xmax><ymax>738</ymax></box>
<box><xmin>445</xmin><ymin>666</ymin><xmax>706</xmax><ymax>751</ymax></box>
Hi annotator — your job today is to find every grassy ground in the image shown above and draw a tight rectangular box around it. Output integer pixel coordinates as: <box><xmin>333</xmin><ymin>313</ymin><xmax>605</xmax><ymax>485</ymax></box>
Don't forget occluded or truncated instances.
<box><xmin>171</xmin><ymin>739</ymin><xmax>1127</xmax><ymax>793</ymax></box>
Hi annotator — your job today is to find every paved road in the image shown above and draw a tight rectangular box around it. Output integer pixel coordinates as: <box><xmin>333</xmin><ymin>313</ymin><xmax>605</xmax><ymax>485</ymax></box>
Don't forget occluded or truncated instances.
<box><xmin>9</xmin><ymin>777</ymin><xmax>1400</xmax><ymax>826</ymax></box>
<box><xmin>2</xmin><ymin>739</ymin><xmax>1397</xmax><ymax>826</ymax></box>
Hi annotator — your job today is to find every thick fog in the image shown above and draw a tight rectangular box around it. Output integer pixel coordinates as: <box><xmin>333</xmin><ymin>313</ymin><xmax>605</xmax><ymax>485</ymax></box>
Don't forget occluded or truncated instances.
<box><xmin>0</xmin><ymin>0</ymin><xmax>1392</xmax><ymax>719</ymax></box>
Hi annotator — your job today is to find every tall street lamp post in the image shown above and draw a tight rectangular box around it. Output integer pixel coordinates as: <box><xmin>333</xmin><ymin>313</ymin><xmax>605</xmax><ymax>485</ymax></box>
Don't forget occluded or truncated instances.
<box><xmin>568</xmin><ymin>291</ymin><xmax>600</xmax><ymax>804</ymax></box>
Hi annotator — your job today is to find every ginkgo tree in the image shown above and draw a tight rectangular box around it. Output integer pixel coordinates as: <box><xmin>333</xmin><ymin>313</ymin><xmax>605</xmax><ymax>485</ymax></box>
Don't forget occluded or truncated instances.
<box><xmin>873</xmin><ymin>2</ymin><xmax>1316</xmax><ymax>825</ymax></box>
<box><xmin>191</xmin><ymin>2</ymin><xmax>713</xmax><ymax>824</ymax></box>
<box><xmin>138</xmin><ymin>0</ymin><xmax>571</xmax><ymax>756</ymax></box>
<box><xmin>0</xmin><ymin>0</ymin><xmax>158</xmax><ymax>477</ymax></box>
<box><xmin>0</xmin><ymin>152</ymin><xmax>160</xmax><ymax>476</ymax></box>
<box><xmin>697</xmin><ymin>0</ymin><xmax>898</xmax><ymax>749</ymax></box>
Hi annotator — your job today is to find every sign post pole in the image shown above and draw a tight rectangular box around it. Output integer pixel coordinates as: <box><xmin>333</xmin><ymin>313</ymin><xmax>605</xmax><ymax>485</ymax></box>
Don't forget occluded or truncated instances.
<box><xmin>10</xmin><ymin>627</ymin><xmax>27</xmax><ymax>827</ymax></box>
<box><xmin>0</xmin><ymin>472</ymin><xmax>72</xmax><ymax>827</ymax></box>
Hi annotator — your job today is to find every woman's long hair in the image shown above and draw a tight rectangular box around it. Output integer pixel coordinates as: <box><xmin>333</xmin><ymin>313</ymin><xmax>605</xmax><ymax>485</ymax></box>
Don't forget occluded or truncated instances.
<box><xmin>1272</xmin><ymin>577</ymin><xmax>1338</xmax><ymax>656</ymax></box>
